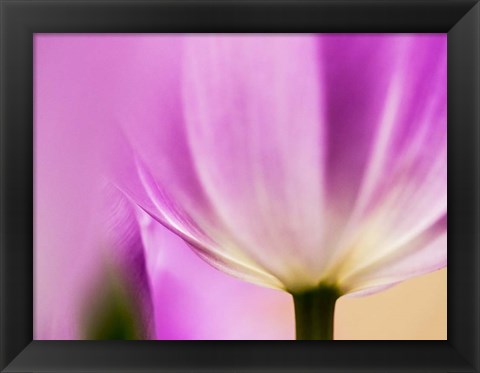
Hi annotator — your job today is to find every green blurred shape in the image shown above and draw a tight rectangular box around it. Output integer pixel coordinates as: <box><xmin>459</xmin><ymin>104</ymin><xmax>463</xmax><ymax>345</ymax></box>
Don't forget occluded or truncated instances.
<box><xmin>83</xmin><ymin>269</ymin><xmax>146</xmax><ymax>340</ymax></box>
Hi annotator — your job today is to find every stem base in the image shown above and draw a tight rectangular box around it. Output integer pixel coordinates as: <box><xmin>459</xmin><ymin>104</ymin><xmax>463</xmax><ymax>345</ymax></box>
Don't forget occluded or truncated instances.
<box><xmin>292</xmin><ymin>285</ymin><xmax>341</xmax><ymax>340</ymax></box>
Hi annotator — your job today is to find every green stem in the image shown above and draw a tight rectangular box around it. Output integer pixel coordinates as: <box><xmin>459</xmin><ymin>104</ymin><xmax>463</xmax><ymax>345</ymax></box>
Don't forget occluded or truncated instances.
<box><xmin>292</xmin><ymin>285</ymin><xmax>341</xmax><ymax>340</ymax></box>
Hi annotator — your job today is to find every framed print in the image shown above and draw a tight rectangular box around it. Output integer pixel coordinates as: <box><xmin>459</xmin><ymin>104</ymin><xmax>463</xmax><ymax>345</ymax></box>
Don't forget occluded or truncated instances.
<box><xmin>1</xmin><ymin>0</ymin><xmax>479</xmax><ymax>372</ymax></box>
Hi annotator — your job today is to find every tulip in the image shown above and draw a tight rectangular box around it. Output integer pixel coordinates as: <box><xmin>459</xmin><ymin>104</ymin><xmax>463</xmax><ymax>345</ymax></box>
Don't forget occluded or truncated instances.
<box><xmin>110</xmin><ymin>34</ymin><xmax>446</xmax><ymax>339</ymax></box>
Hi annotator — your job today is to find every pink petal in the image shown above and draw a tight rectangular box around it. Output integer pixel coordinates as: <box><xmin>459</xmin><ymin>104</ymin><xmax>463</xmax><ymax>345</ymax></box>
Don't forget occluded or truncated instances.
<box><xmin>100</xmin><ymin>36</ymin><xmax>279</xmax><ymax>287</ymax></box>
<box><xmin>137</xmin><ymin>210</ymin><xmax>293</xmax><ymax>339</ymax></box>
<box><xmin>342</xmin><ymin>215</ymin><xmax>447</xmax><ymax>294</ymax></box>
<box><xmin>181</xmin><ymin>35</ymin><xmax>327</xmax><ymax>290</ymax></box>
<box><xmin>318</xmin><ymin>35</ymin><xmax>447</xmax><ymax>289</ymax></box>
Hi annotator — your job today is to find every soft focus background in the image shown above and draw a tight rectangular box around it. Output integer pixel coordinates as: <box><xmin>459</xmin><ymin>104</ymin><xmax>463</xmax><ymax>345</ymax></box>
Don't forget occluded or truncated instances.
<box><xmin>34</xmin><ymin>34</ymin><xmax>446</xmax><ymax>340</ymax></box>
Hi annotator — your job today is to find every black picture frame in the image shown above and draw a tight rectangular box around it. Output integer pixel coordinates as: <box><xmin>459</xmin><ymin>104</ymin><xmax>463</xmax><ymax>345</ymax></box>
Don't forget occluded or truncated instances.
<box><xmin>1</xmin><ymin>0</ymin><xmax>479</xmax><ymax>371</ymax></box>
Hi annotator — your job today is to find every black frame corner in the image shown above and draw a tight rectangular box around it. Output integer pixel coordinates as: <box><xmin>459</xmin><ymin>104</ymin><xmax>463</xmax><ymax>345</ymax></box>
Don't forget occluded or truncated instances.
<box><xmin>1</xmin><ymin>0</ymin><xmax>479</xmax><ymax>372</ymax></box>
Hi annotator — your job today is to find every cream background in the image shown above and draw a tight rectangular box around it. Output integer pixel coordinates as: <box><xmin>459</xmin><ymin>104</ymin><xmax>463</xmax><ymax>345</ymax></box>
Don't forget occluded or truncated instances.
<box><xmin>335</xmin><ymin>269</ymin><xmax>447</xmax><ymax>339</ymax></box>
